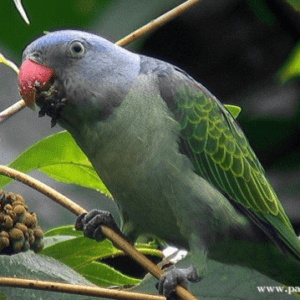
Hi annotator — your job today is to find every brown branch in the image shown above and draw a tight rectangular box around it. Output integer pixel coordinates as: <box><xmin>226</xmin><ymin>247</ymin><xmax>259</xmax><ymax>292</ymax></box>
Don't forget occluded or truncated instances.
<box><xmin>0</xmin><ymin>99</ymin><xmax>26</xmax><ymax>123</ymax></box>
<box><xmin>0</xmin><ymin>165</ymin><xmax>199</xmax><ymax>300</ymax></box>
<box><xmin>117</xmin><ymin>0</ymin><xmax>203</xmax><ymax>46</ymax></box>
<box><xmin>0</xmin><ymin>165</ymin><xmax>85</xmax><ymax>216</ymax></box>
<box><xmin>0</xmin><ymin>277</ymin><xmax>165</xmax><ymax>300</ymax></box>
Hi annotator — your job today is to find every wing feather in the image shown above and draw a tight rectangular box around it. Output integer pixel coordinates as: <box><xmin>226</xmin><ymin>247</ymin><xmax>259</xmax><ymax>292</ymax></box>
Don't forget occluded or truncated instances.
<box><xmin>165</xmin><ymin>70</ymin><xmax>294</xmax><ymax>232</ymax></box>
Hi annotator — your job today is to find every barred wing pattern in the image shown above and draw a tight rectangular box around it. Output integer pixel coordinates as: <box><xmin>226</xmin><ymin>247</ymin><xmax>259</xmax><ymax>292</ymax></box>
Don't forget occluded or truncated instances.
<box><xmin>172</xmin><ymin>82</ymin><xmax>293</xmax><ymax>232</ymax></box>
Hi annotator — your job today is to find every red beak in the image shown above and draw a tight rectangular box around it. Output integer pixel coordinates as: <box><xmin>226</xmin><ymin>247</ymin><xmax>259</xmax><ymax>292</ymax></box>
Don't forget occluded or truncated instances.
<box><xmin>18</xmin><ymin>58</ymin><xmax>56</xmax><ymax>109</ymax></box>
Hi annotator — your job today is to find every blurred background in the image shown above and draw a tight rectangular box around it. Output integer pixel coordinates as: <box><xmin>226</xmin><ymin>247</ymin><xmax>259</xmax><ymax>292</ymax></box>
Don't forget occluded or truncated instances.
<box><xmin>1</xmin><ymin>0</ymin><xmax>300</xmax><ymax>234</ymax></box>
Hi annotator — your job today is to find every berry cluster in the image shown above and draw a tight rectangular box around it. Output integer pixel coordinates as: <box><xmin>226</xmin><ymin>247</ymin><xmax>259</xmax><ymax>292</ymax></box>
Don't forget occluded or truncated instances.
<box><xmin>0</xmin><ymin>190</ymin><xmax>44</xmax><ymax>254</ymax></box>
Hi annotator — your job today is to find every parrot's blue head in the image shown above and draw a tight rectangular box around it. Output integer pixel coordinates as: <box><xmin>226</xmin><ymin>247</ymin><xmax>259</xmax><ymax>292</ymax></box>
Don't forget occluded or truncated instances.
<box><xmin>20</xmin><ymin>30</ymin><xmax>140</xmax><ymax>127</ymax></box>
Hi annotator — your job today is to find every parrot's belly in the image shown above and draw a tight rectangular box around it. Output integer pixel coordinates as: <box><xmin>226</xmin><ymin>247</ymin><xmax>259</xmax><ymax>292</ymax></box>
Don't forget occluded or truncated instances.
<box><xmin>70</xmin><ymin>118</ymin><xmax>193</xmax><ymax>246</ymax></box>
<box><xmin>90</xmin><ymin>147</ymin><xmax>191</xmax><ymax>247</ymax></box>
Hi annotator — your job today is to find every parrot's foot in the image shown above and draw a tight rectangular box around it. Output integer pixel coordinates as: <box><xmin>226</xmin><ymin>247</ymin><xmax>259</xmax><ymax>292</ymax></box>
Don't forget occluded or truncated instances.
<box><xmin>156</xmin><ymin>265</ymin><xmax>201</xmax><ymax>299</ymax></box>
<box><xmin>75</xmin><ymin>209</ymin><xmax>124</xmax><ymax>242</ymax></box>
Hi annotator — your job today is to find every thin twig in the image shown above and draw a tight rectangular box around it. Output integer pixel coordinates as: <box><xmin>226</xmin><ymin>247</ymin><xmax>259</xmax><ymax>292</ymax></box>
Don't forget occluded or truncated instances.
<box><xmin>0</xmin><ymin>100</ymin><xmax>26</xmax><ymax>123</ymax></box>
<box><xmin>0</xmin><ymin>53</ymin><xmax>20</xmax><ymax>74</ymax></box>
<box><xmin>0</xmin><ymin>165</ymin><xmax>199</xmax><ymax>300</ymax></box>
<box><xmin>117</xmin><ymin>0</ymin><xmax>202</xmax><ymax>46</ymax></box>
<box><xmin>0</xmin><ymin>0</ymin><xmax>203</xmax><ymax>124</ymax></box>
<box><xmin>0</xmin><ymin>277</ymin><xmax>165</xmax><ymax>300</ymax></box>
<box><xmin>0</xmin><ymin>165</ymin><xmax>85</xmax><ymax>216</ymax></box>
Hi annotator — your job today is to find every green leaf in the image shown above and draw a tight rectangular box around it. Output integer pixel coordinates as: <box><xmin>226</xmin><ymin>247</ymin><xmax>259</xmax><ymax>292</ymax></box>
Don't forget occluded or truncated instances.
<box><xmin>44</xmin><ymin>224</ymin><xmax>84</xmax><ymax>238</ymax></box>
<box><xmin>78</xmin><ymin>261</ymin><xmax>140</xmax><ymax>287</ymax></box>
<box><xmin>245</xmin><ymin>0</ymin><xmax>276</xmax><ymax>27</ymax></box>
<box><xmin>0</xmin><ymin>251</ymin><xmax>93</xmax><ymax>299</ymax></box>
<box><xmin>41</xmin><ymin>225</ymin><xmax>162</xmax><ymax>287</ymax></box>
<box><xmin>0</xmin><ymin>131</ymin><xmax>112</xmax><ymax>197</ymax></box>
<box><xmin>286</xmin><ymin>0</ymin><xmax>300</xmax><ymax>11</ymax></box>
<box><xmin>224</xmin><ymin>104</ymin><xmax>242</xmax><ymax>119</ymax></box>
<box><xmin>279</xmin><ymin>42</ymin><xmax>300</xmax><ymax>83</ymax></box>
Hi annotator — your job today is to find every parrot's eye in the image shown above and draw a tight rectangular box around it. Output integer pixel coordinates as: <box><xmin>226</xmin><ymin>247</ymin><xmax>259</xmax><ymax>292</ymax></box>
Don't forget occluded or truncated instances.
<box><xmin>69</xmin><ymin>41</ymin><xmax>86</xmax><ymax>57</ymax></box>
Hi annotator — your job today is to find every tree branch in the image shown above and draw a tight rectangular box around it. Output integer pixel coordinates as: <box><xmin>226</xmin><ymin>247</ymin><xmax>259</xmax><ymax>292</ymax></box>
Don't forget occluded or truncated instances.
<box><xmin>0</xmin><ymin>165</ymin><xmax>199</xmax><ymax>300</ymax></box>
<box><xmin>0</xmin><ymin>277</ymin><xmax>165</xmax><ymax>300</ymax></box>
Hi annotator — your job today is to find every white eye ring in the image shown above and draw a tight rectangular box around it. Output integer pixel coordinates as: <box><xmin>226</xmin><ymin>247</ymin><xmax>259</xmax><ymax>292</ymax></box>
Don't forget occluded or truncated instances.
<box><xmin>69</xmin><ymin>41</ymin><xmax>86</xmax><ymax>56</ymax></box>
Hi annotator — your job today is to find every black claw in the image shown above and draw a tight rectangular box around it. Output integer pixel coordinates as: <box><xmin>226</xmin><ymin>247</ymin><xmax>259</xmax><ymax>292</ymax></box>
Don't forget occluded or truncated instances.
<box><xmin>75</xmin><ymin>209</ymin><xmax>122</xmax><ymax>242</ymax></box>
<box><xmin>38</xmin><ymin>109</ymin><xmax>46</xmax><ymax>117</ymax></box>
<box><xmin>50</xmin><ymin>116</ymin><xmax>58</xmax><ymax>127</ymax></box>
<box><xmin>75</xmin><ymin>213</ymin><xmax>87</xmax><ymax>230</ymax></box>
<box><xmin>167</xmin><ymin>292</ymin><xmax>180</xmax><ymax>300</ymax></box>
<box><xmin>92</xmin><ymin>226</ymin><xmax>105</xmax><ymax>240</ymax></box>
<box><xmin>154</xmin><ymin>284</ymin><xmax>179</xmax><ymax>300</ymax></box>
<box><xmin>183</xmin><ymin>265</ymin><xmax>202</xmax><ymax>283</ymax></box>
<box><xmin>157</xmin><ymin>265</ymin><xmax>201</xmax><ymax>297</ymax></box>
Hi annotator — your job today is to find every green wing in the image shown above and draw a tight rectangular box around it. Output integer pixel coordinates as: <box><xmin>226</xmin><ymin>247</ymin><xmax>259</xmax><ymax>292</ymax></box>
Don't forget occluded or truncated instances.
<box><xmin>166</xmin><ymin>72</ymin><xmax>293</xmax><ymax>233</ymax></box>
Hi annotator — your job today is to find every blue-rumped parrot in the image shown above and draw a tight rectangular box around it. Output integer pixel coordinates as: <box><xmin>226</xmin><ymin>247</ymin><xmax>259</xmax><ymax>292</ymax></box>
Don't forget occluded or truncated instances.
<box><xmin>18</xmin><ymin>30</ymin><xmax>300</xmax><ymax>296</ymax></box>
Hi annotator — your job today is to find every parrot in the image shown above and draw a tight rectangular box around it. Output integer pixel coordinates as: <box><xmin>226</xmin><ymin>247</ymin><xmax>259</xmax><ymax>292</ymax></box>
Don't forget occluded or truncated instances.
<box><xmin>18</xmin><ymin>30</ymin><xmax>300</xmax><ymax>297</ymax></box>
